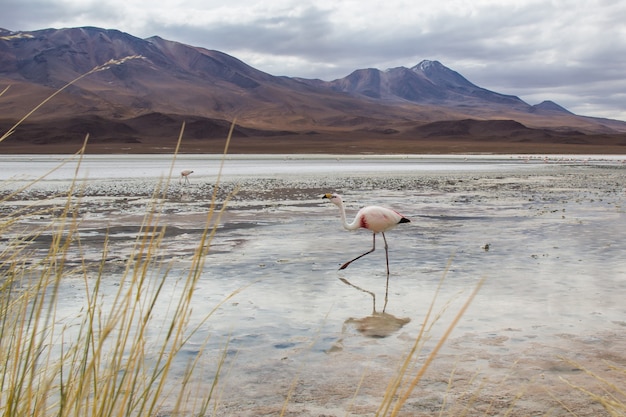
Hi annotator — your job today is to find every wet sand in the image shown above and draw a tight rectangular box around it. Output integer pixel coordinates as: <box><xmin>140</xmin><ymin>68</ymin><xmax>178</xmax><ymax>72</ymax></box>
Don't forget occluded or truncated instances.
<box><xmin>1</xmin><ymin>155</ymin><xmax>625</xmax><ymax>416</ymax></box>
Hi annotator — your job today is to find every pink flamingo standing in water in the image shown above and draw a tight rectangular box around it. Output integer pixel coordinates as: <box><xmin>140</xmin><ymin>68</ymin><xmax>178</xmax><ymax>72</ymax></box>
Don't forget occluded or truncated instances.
<box><xmin>323</xmin><ymin>193</ymin><xmax>410</xmax><ymax>308</ymax></box>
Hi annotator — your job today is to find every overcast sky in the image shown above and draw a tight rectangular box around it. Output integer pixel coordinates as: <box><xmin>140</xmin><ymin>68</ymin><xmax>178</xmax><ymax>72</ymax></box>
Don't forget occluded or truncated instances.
<box><xmin>1</xmin><ymin>0</ymin><xmax>625</xmax><ymax>121</ymax></box>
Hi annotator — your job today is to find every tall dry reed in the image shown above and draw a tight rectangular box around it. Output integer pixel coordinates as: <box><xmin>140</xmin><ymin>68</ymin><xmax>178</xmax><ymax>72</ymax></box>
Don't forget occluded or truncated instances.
<box><xmin>0</xmin><ymin>58</ymin><xmax>242</xmax><ymax>416</ymax></box>
<box><xmin>0</xmin><ymin>132</ymin><xmax>240</xmax><ymax>416</ymax></box>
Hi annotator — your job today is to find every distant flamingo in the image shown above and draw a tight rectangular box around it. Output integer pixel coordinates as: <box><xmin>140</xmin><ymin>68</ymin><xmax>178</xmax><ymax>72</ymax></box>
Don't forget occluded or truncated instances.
<box><xmin>180</xmin><ymin>169</ymin><xmax>194</xmax><ymax>184</ymax></box>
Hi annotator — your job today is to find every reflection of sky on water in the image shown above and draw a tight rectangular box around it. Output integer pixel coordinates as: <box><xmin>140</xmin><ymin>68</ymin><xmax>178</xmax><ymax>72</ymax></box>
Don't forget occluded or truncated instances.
<box><xmin>3</xmin><ymin>153</ymin><xmax>623</xmax><ymax>181</ymax></box>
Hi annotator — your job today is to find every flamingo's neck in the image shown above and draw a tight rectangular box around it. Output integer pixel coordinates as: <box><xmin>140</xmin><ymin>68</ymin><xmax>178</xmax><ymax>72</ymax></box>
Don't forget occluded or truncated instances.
<box><xmin>336</xmin><ymin>200</ymin><xmax>360</xmax><ymax>231</ymax></box>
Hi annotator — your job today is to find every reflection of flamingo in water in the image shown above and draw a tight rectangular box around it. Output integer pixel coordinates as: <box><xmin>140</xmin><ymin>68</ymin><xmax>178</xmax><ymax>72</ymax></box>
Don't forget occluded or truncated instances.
<box><xmin>327</xmin><ymin>276</ymin><xmax>410</xmax><ymax>351</ymax></box>
<box><xmin>180</xmin><ymin>169</ymin><xmax>194</xmax><ymax>184</ymax></box>
<box><xmin>323</xmin><ymin>193</ymin><xmax>410</xmax><ymax>306</ymax></box>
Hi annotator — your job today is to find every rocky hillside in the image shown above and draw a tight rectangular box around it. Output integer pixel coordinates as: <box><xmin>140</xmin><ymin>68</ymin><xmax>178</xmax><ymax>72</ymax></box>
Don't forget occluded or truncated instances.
<box><xmin>1</xmin><ymin>26</ymin><xmax>624</xmax><ymax>153</ymax></box>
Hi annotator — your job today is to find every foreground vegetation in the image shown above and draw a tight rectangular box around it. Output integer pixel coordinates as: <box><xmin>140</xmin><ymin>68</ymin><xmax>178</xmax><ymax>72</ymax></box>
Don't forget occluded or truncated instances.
<box><xmin>0</xmin><ymin>129</ymin><xmax>243</xmax><ymax>416</ymax></box>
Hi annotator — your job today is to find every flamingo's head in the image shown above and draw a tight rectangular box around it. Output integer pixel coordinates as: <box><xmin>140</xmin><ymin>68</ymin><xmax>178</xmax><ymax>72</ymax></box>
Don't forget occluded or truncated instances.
<box><xmin>322</xmin><ymin>193</ymin><xmax>343</xmax><ymax>206</ymax></box>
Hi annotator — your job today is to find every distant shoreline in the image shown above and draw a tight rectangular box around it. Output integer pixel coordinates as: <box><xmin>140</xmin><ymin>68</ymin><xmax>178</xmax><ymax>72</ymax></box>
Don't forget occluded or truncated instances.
<box><xmin>1</xmin><ymin>138</ymin><xmax>626</xmax><ymax>155</ymax></box>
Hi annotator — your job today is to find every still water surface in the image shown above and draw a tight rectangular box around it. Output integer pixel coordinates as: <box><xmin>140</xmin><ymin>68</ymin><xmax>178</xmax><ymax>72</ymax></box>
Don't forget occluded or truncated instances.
<box><xmin>3</xmin><ymin>153</ymin><xmax>621</xmax><ymax>180</ymax></box>
<box><xmin>2</xmin><ymin>154</ymin><xmax>625</xmax><ymax>415</ymax></box>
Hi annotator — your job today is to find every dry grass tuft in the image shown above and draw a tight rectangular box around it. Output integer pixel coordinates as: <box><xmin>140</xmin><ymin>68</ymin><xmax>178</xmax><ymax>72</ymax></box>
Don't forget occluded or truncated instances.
<box><xmin>1</xmin><ymin>63</ymin><xmax>243</xmax><ymax>415</ymax></box>
<box><xmin>0</xmin><ymin>130</ymin><xmax>240</xmax><ymax>416</ymax></box>
<box><xmin>373</xmin><ymin>255</ymin><xmax>485</xmax><ymax>417</ymax></box>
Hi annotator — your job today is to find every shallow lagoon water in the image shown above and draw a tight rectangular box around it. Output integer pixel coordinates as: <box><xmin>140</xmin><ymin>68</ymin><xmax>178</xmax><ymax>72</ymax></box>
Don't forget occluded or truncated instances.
<box><xmin>1</xmin><ymin>154</ymin><xmax>625</xmax><ymax>416</ymax></box>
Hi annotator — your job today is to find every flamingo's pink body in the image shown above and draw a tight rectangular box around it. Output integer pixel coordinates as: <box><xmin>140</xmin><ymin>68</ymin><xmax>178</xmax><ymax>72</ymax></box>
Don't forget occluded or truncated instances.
<box><xmin>352</xmin><ymin>205</ymin><xmax>407</xmax><ymax>233</ymax></box>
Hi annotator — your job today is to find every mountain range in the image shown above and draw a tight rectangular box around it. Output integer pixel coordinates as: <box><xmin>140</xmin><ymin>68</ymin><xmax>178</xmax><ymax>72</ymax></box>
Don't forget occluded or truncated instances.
<box><xmin>1</xmin><ymin>26</ymin><xmax>625</xmax><ymax>153</ymax></box>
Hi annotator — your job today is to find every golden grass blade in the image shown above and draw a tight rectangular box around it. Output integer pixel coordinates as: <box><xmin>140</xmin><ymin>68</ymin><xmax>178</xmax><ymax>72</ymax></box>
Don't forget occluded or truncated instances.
<box><xmin>373</xmin><ymin>250</ymin><xmax>484</xmax><ymax>417</ymax></box>
<box><xmin>0</xmin><ymin>84</ymin><xmax>9</xmax><ymax>98</ymax></box>
<box><xmin>559</xmin><ymin>358</ymin><xmax>626</xmax><ymax>416</ymax></box>
<box><xmin>376</xmin><ymin>254</ymin><xmax>455</xmax><ymax>417</ymax></box>
<box><xmin>390</xmin><ymin>277</ymin><xmax>485</xmax><ymax>416</ymax></box>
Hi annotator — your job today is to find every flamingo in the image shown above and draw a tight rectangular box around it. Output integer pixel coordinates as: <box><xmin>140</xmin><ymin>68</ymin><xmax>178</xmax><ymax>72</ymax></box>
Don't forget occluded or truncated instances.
<box><xmin>323</xmin><ymin>192</ymin><xmax>410</xmax><ymax>273</ymax></box>
<box><xmin>323</xmin><ymin>193</ymin><xmax>410</xmax><ymax>309</ymax></box>
<box><xmin>180</xmin><ymin>169</ymin><xmax>194</xmax><ymax>184</ymax></box>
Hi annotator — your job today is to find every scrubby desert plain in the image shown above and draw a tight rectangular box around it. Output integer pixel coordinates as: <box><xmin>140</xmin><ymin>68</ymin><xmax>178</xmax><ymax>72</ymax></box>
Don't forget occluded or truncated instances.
<box><xmin>1</xmin><ymin>151</ymin><xmax>625</xmax><ymax>416</ymax></box>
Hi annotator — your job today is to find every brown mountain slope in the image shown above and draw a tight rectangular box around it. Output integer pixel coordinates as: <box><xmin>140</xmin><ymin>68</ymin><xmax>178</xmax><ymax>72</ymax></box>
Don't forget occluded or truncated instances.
<box><xmin>1</xmin><ymin>26</ymin><xmax>625</xmax><ymax>154</ymax></box>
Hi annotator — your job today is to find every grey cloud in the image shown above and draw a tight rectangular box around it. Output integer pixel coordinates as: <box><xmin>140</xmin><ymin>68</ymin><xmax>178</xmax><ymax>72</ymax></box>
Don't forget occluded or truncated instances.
<box><xmin>0</xmin><ymin>0</ymin><xmax>66</xmax><ymax>30</ymax></box>
<box><xmin>153</xmin><ymin>6</ymin><xmax>334</xmax><ymax>54</ymax></box>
